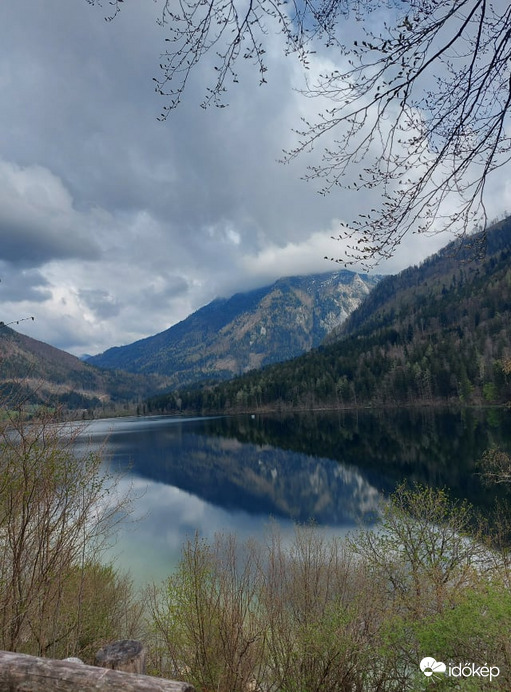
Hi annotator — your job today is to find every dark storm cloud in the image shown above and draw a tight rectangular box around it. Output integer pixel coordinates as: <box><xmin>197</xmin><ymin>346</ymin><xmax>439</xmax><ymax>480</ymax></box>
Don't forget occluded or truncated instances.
<box><xmin>0</xmin><ymin>219</ymin><xmax>99</xmax><ymax>266</ymax></box>
<box><xmin>0</xmin><ymin>160</ymin><xmax>100</xmax><ymax>266</ymax></box>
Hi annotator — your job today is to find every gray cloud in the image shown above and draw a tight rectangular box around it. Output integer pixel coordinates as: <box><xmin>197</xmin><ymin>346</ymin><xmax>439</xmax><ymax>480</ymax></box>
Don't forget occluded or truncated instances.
<box><xmin>77</xmin><ymin>289</ymin><xmax>121</xmax><ymax>321</ymax></box>
<box><xmin>0</xmin><ymin>265</ymin><xmax>51</xmax><ymax>303</ymax></box>
<box><xmin>0</xmin><ymin>160</ymin><xmax>100</xmax><ymax>266</ymax></box>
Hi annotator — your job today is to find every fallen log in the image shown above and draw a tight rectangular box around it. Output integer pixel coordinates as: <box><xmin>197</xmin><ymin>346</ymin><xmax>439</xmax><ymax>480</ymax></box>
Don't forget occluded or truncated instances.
<box><xmin>0</xmin><ymin>650</ymin><xmax>195</xmax><ymax>692</ymax></box>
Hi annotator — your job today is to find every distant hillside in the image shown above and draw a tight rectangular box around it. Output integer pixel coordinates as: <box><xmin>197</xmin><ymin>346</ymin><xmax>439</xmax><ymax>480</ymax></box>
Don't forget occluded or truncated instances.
<box><xmin>0</xmin><ymin>325</ymin><xmax>167</xmax><ymax>410</ymax></box>
<box><xmin>148</xmin><ymin>218</ymin><xmax>511</xmax><ymax>413</ymax></box>
<box><xmin>328</xmin><ymin>216</ymin><xmax>511</xmax><ymax>344</ymax></box>
<box><xmin>88</xmin><ymin>270</ymin><xmax>380</xmax><ymax>388</ymax></box>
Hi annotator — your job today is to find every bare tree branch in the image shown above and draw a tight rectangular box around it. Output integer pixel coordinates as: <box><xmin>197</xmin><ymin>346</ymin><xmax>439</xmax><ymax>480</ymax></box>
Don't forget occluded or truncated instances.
<box><xmin>89</xmin><ymin>0</ymin><xmax>511</xmax><ymax>265</ymax></box>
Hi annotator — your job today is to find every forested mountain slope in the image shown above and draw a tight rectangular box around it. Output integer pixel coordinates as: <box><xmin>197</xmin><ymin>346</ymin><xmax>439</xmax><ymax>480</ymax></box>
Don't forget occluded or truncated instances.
<box><xmin>331</xmin><ymin>216</ymin><xmax>511</xmax><ymax>344</ymax></box>
<box><xmin>148</xmin><ymin>219</ymin><xmax>511</xmax><ymax>412</ymax></box>
<box><xmin>0</xmin><ymin>325</ymin><xmax>166</xmax><ymax>410</ymax></box>
<box><xmin>88</xmin><ymin>270</ymin><xmax>379</xmax><ymax>388</ymax></box>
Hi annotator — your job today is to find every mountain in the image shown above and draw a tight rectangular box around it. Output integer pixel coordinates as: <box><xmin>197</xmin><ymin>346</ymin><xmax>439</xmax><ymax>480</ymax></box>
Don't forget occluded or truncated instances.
<box><xmin>0</xmin><ymin>325</ymin><xmax>167</xmax><ymax>410</ymax></box>
<box><xmin>327</xmin><ymin>216</ymin><xmax>511</xmax><ymax>345</ymax></box>
<box><xmin>88</xmin><ymin>270</ymin><xmax>380</xmax><ymax>388</ymax></box>
<box><xmin>147</xmin><ymin>218</ymin><xmax>511</xmax><ymax>412</ymax></box>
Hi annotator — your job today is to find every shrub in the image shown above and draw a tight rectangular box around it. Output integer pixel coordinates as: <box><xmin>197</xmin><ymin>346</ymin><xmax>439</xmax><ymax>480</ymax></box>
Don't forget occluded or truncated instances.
<box><xmin>146</xmin><ymin>486</ymin><xmax>511</xmax><ymax>691</ymax></box>
<box><xmin>0</xmin><ymin>408</ymin><xmax>141</xmax><ymax>659</ymax></box>
<box><xmin>146</xmin><ymin>532</ymin><xmax>264</xmax><ymax>691</ymax></box>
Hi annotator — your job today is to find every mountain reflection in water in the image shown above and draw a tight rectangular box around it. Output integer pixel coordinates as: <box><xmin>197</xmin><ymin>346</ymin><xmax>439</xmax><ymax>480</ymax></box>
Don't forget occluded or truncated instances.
<box><xmin>79</xmin><ymin>408</ymin><xmax>511</xmax><ymax>583</ymax></box>
<box><xmin>83</xmin><ymin>414</ymin><xmax>382</xmax><ymax>526</ymax></box>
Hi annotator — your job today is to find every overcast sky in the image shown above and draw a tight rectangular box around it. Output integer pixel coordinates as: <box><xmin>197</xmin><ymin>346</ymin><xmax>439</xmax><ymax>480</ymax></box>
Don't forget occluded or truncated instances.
<box><xmin>1</xmin><ymin>1</ymin><xmax>510</xmax><ymax>356</ymax></box>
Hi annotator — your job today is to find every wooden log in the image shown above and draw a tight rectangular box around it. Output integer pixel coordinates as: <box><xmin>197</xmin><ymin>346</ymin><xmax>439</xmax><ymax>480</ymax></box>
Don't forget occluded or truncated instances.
<box><xmin>95</xmin><ymin>639</ymin><xmax>146</xmax><ymax>674</ymax></box>
<box><xmin>0</xmin><ymin>650</ymin><xmax>195</xmax><ymax>692</ymax></box>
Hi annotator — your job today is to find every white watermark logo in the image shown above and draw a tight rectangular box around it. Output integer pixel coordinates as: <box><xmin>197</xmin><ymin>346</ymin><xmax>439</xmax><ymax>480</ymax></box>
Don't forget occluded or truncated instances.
<box><xmin>420</xmin><ymin>657</ymin><xmax>500</xmax><ymax>683</ymax></box>
<box><xmin>420</xmin><ymin>657</ymin><xmax>446</xmax><ymax>679</ymax></box>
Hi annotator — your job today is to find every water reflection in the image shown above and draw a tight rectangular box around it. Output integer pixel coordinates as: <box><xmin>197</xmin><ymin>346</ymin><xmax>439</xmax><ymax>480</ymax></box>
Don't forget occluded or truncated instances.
<box><xmin>201</xmin><ymin>409</ymin><xmax>511</xmax><ymax>510</ymax></box>
<box><xmin>78</xmin><ymin>409</ymin><xmax>511</xmax><ymax>584</ymax></box>
<box><xmin>82</xmin><ymin>415</ymin><xmax>383</xmax><ymax>525</ymax></box>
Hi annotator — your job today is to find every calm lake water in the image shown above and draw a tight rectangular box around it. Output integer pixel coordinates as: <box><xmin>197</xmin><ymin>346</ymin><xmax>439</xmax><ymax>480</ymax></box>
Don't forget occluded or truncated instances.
<box><xmin>78</xmin><ymin>408</ymin><xmax>511</xmax><ymax>585</ymax></box>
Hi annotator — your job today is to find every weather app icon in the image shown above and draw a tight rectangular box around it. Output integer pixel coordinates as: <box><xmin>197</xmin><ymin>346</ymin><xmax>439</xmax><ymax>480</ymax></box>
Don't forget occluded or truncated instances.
<box><xmin>420</xmin><ymin>657</ymin><xmax>447</xmax><ymax>678</ymax></box>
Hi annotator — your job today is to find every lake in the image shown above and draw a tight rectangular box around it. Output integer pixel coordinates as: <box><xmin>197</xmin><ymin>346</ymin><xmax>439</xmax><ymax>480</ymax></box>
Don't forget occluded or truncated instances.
<box><xmin>78</xmin><ymin>407</ymin><xmax>511</xmax><ymax>585</ymax></box>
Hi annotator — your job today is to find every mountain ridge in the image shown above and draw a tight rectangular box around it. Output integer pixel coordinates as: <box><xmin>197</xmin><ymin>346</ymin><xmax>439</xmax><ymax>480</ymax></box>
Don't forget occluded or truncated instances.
<box><xmin>88</xmin><ymin>269</ymin><xmax>380</xmax><ymax>388</ymax></box>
